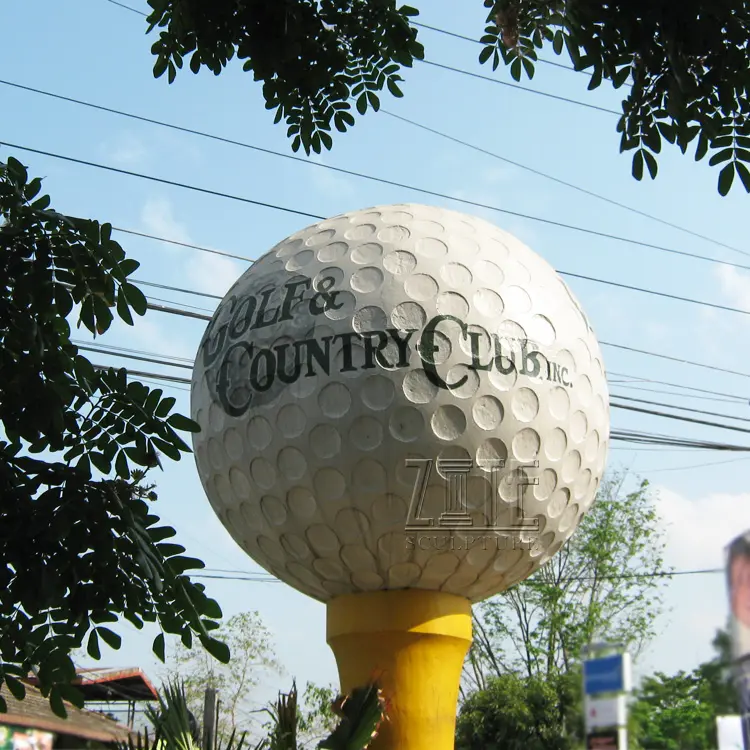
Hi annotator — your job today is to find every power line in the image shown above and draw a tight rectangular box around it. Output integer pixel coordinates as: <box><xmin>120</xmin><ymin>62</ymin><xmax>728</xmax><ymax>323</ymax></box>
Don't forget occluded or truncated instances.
<box><xmin>6</xmin><ymin>139</ymin><xmax>750</xmax><ymax>276</ymax></box>
<box><xmin>609</xmin><ymin>429</ymin><xmax>750</xmax><ymax>451</ymax></box>
<box><xmin>602</xmin><ymin>341</ymin><xmax>750</xmax><ymax>379</ymax></box>
<box><xmin>71</xmin><ymin>338</ymin><xmax>194</xmax><ymax>364</ymax></box>
<box><xmin>611</xmin><ymin>401</ymin><xmax>750</xmax><ymax>436</ymax></box>
<box><xmin>76</xmin><ymin>343</ymin><xmax>193</xmax><ymax>370</ymax></box>
<box><xmin>382</xmin><ymin>111</ymin><xmax>748</xmax><ymax>260</ymax></box>
<box><xmin>16</xmin><ymin>138</ymin><xmax>750</xmax><ymax>281</ymax></box>
<box><xmin>104</xmin><ymin>0</ymin><xmax>145</xmax><ymax>15</ymax></box>
<box><xmin>140</xmin><ymin>291</ymin><xmax>750</xmax><ymax>382</ymax></box>
<box><xmin>186</xmin><ymin>567</ymin><xmax>724</xmax><ymax>584</ymax></box>
<box><xmin>135</xmin><ymin>278</ymin><xmax>224</xmax><ymax>301</ymax></box>
<box><xmin>608</xmin><ymin>371</ymin><xmax>748</xmax><ymax>403</ymax></box>
<box><xmin>5</xmin><ymin>79</ymin><xmax>744</xmax><ymax>260</ymax></box>
<box><xmin>611</xmin><ymin>393</ymin><xmax>750</xmax><ymax>424</ymax></box>
<box><xmin>422</xmin><ymin>58</ymin><xmax>621</xmax><ymax>116</ymax></box>
<box><xmin>108</xmin><ymin>229</ymin><xmax>750</xmax><ymax>320</ymax></box>
<box><xmin>89</xmin><ymin>354</ymin><xmax>750</xmax><ymax>444</ymax></box>
<box><xmin>645</xmin><ymin>455</ymin><xmax>750</xmax><ymax>473</ymax></box>
<box><xmin>80</xmin><ymin>336</ymin><xmax>749</xmax><ymax>414</ymax></box>
<box><xmin>412</xmin><ymin>20</ymin><xmax>582</xmax><ymax>75</ymax></box>
<box><xmin>562</xmin><ymin>271</ymin><xmax>750</xmax><ymax>316</ymax></box>
<box><xmin>0</xmin><ymin>141</ymin><xmax>325</xmax><ymax>221</ymax></box>
<box><xmin>609</xmin><ymin>383</ymin><xmax>743</xmax><ymax>405</ymax></box>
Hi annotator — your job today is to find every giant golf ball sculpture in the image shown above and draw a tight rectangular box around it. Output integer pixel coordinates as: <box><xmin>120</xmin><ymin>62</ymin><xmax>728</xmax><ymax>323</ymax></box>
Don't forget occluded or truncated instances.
<box><xmin>191</xmin><ymin>204</ymin><xmax>609</xmax><ymax>750</ymax></box>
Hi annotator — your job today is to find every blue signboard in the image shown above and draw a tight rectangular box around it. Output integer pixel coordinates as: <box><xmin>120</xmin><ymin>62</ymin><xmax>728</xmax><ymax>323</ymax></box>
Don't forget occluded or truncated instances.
<box><xmin>584</xmin><ymin>654</ymin><xmax>625</xmax><ymax>695</ymax></box>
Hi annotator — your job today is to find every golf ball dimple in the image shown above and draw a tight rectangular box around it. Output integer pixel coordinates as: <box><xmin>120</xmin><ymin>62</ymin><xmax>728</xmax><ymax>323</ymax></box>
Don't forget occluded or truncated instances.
<box><xmin>191</xmin><ymin>204</ymin><xmax>610</xmax><ymax>603</ymax></box>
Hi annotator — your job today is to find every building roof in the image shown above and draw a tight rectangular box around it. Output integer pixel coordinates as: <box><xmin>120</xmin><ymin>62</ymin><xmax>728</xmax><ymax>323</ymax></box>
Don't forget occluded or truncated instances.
<box><xmin>0</xmin><ymin>683</ymin><xmax>133</xmax><ymax>744</ymax></box>
<box><xmin>26</xmin><ymin>668</ymin><xmax>159</xmax><ymax>702</ymax></box>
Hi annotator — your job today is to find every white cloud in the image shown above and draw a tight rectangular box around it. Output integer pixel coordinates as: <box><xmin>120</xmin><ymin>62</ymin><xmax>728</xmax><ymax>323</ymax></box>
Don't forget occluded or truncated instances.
<box><xmin>307</xmin><ymin>153</ymin><xmax>356</xmax><ymax>200</ymax></box>
<box><xmin>657</xmin><ymin>485</ymin><xmax>750</xmax><ymax>570</ymax></box>
<box><xmin>186</xmin><ymin>254</ymin><xmax>243</xmax><ymax>297</ymax></box>
<box><xmin>142</xmin><ymin>196</ymin><xmax>192</xmax><ymax>246</ymax></box>
<box><xmin>103</xmin><ymin>132</ymin><xmax>148</xmax><ymax>167</ymax></box>
<box><xmin>140</xmin><ymin>195</ymin><xmax>243</xmax><ymax>296</ymax></box>
<box><xmin>635</xmin><ymin>486</ymin><xmax>750</xmax><ymax>678</ymax></box>
<box><xmin>716</xmin><ymin>264</ymin><xmax>750</xmax><ymax>314</ymax></box>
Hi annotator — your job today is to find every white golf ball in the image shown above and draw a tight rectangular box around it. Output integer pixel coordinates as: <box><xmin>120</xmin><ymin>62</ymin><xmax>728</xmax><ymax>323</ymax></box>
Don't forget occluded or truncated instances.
<box><xmin>191</xmin><ymin>204</ymin><xmax>609</xmax><ymax>602</ymax></box>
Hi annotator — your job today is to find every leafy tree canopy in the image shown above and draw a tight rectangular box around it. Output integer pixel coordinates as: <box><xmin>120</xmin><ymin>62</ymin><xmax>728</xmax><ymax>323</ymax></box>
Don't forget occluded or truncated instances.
<box><xmin>455</xmin><ymin>671</ymin><xmax>583</xmax><ymax>750</ymax></box>
<box><xmin>469</xmin><ymin>473</ymin><xmax>668</xmax><ymax>687</ymax></box>
<box><xmin>0</xmin><ymin>157</ymin><xmax>227</xmax><ymax>716</ymax></box>
<box><xmin>144</xmin><ymin>0</ymin><xmax>750</xmax><ymax>194</ymax></box>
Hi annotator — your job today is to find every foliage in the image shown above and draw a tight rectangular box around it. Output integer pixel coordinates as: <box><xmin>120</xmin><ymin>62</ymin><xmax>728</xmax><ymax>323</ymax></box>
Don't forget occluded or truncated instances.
<box><xmin>117</xmin><ymin>681</ymin><xmax>262</xmax><ymax>750</ymax></box>
<box><xmin>140</xmin><ymin>1</ymin><xmax>750</xmax><ymax>193</ymax></box>
<box><xmin>163</xmin><ymin>612</ymin><xmax>280</xmax><ymax>740</ymax></box>
<box><xmin>455</xmin><ymin>671</ymin><xmax>583</xmax><ymax>750</ymax></box>
<box><xmin>479</xmin><ymin>0</ymin><xmax>750</xmax><ymax>195</ymax></box>
<box><xmin>263</xmin><ymin>682</ymin><xmax>299</xmax><ymax>750</ymax></box>
<box><xmin>0</xmin><ymin>157</ymin><xmax>226</xmax><ymax>716</ymax></box>
<box><xmin>298</xmin><ymin>683</ymin><xmax>338</xmax><ymax>747</ymax></box>
<box><xmin>318</xmin><ymin>683</ymin><xmax>387</xmax><ymax>750</ymax></box>
<box><xmin>630</xmin><ymin>626</ymin><xmax>741</xmax><ymax>750</ymax></box>
<box><xmin>144</xmin><ymin>0</ymin><xmax>423</xmax><ymax>156</ymax></box>
<box><xmin>471</xmin><ymin>472</ymin><xmax>668</xmax><ymax>685</ymax></box>
<box><xmin>630</xmin><ymin>671</ymin><xmax>716</xmax><ymax>750</ymax></box>
<box><xmin>695</xmin><ymin>626</ymin><xmax>740</xmax><ymax>716</ymax></box>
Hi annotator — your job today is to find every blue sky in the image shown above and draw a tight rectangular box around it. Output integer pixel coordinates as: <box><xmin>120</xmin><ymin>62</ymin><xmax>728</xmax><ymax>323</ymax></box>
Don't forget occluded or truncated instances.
<box><xmin>3</xmin><ymin>0</ymin><xmax>750</xmax><ymax>721</ymax></box>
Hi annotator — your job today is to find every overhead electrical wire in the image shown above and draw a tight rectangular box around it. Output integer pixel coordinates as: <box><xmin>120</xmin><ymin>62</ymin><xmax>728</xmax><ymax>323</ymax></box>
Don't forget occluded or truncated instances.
<box><xmin>412</xmin><ymin>20</ymin><xmax>584</xmax><ymax>75</ymax></box>
<box><xmin>5</xmin><ymin>138</ymin><xmax>750</xmax><ymax>277</ymax></box>
<box><xmin>88</xmin><ymin>355</ymin><xmax>750</xmax><ymax>445</ymax></box>
<box><xmin>131</xmin><ymin>295</ymin><xmax>750</xmax><ymax>381</ymax></box>
<box><xmin>610</xmin><ymin>393</ymin><xmax>750</xmax><ymax>423</ymax></box>
<box><xmin>79</xmin><ymin>224</ymin><xmax>750</xmax><ymax>320</ymax></box>
<box><xmin>3</xmin><ymin>78</ymin><xmax>746</xmax><ymax>259</ymax></box>
<box><xmin>82</xmin><ymin>334</ymin><xmax>748</xmax><ymax>409</ymax></box>
<box><xmin>177</xmin><ymin>567</ymin><xmax>725</xmax><ymax>584</ymax></box>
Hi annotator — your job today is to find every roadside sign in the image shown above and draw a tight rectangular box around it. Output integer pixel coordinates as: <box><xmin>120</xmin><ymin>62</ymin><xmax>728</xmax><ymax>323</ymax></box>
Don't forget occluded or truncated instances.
<box><xmin>585</xmin><ymin>695</ymin><xmax>626</xmax><ymax>731</ymax></box>
<box><xmin>584</xmin><ymin>653</ymin><xmax>627</xmax><ymax>695</ymax></box>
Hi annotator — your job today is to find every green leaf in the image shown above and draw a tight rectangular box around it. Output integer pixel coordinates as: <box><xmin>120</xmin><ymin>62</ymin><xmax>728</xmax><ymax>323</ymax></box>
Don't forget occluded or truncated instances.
<box><xmin>479</xmin><ymin>46</ymin><xmax>494</xmax><ymax>65</ymax></box>
<box><xmin>97</xmin><ymin>626</ymin><xmax>122</xmax><ymax>649</ymax></box>
<box><xmin>87</xmin><ymin>629</ymin><xmax>102</xmax><ymax>660</ymax></box>
<box><xmin>5</xmin><ymin>675</ymin><xmax>26</xmax><ymax>701</ymax></box>
<box><xmin>521</xmin><ymin>57</ymin><xmax>534</xmax><ymax>80</ymax></box>
<box><xmin>510</xmin><ymin>57</ymin><xmax>522</xmax><ymax>82</ymax></box>
<box><xmin>203</xmin><ymin>637</ymin><xmax>231</xmax><ymax>664</ymax></box>
<box><xmin>643</xmin><ymin>150</ymin><xmax>658</xmax><ymax>179</ymax></box>
<box><xmin>153</xmin><ymin>56</ymin><xmax>168</xmax><ymax>79</ymax></box>
<box><xmin>632</xmin><ymin>150</ymin><xmax>644</xmax><ymax>181</ymax></box>
<box><xmin>718</xmin><ymin>162</ymin><xmax>735</xmax><ymax>196</ymax></box>
<box><xmin>155</xmin><ymin>396</ymin><xmax>177</xmax><ymax>418</ymax></box>
<box><xmin>115</xmin><ymin>449</ymin><xmax>131</xmax><ymax>479</ymax></box>
<box><xmin>553</xmin><ymin>31</ymin><xmax>564</xmax><ymax>55</ymax></box>
<box><xmin>168</xmin><ymin>556</ymin><xmax>206</xmax><ymax>574</ymax></box>
<box><xmin>167</xmin><ymin>413</ymin><xmax>201</xmax><ymax>433</ymax></box>
<box><xmin>709</xmin><ymin>147</ymin><xmax>735</xmax><ymax>166</ymax></box>
<box><xmin>121</xmin><ymin>282</ymin><xmax>148</xmax><ymax>316</ymax></box>
<box><xmin>117</xmin><ymin>290</ymin><xmax>134</xmax><ymax>326</ymax></box>
<box><xmin>153</xmin><ymin>632</ymin><xmax>166</xmax><ymax>662</ymax></box>
<box><xmin>736</xmin><ymin>161</ymin><xmax>750</xmax><ymax>192</ymax></box>
<box><xmin>386</xmin><ymin>77</ymin><xmax>404</xmax><ymax>98</ymax></box>
<box><xmin>49</xmin><ymin>688</ymin><xmax>68</xmax><ymax>719</ymax></box>
<box><xmin>90</xmin><ymin>451</ymin><xmax>112</xmax><ymax>474</ymax></box>
<box><xmin>356</xmin><ymin>94</ymin><xmax>368</xmax><ymax>115</ymax></box>
<box><xmin>119</xmin><ymin>258</ymin><xmax>140</xmax><ymax>277</ymax></box>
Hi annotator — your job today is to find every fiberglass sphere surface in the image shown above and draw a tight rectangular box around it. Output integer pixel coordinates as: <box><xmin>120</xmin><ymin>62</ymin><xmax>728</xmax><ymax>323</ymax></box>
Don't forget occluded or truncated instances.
<box><xmin>191</xmin><ymin>204</ymin><xmax>610</xmax><ymax>602</ymax></box>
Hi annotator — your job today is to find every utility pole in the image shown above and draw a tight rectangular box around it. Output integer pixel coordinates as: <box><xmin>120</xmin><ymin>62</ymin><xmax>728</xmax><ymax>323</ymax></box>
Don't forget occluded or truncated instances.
<box><xmin>202</xmin><ymin>688</ymin><xmax>218</xmax><ymax>750</ymax></box>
